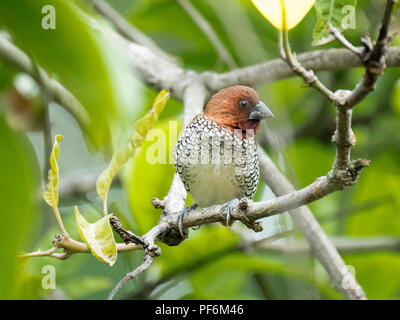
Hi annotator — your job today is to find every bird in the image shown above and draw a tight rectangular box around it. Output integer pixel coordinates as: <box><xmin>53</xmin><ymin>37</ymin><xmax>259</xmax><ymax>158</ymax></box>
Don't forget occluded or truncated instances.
<box><xmin>174</xmin><ymin>85</ymin><xmax>274</xmax><ymax>236</ymax></box>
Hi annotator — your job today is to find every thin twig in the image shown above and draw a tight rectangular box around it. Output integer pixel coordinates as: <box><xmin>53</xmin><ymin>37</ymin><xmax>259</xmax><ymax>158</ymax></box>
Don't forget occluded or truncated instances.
<box><xmin>257</xmin><ymin>148</ymin><xmax>366</xmax><ymax>300</ymax></box>
<box><xmin>328</xmin><ymin>24</ymin><xmax>363</xmax><ymax>57</ymax></box>
<box><xmin>20</xmin><ymin>245</ymin><xmax>59</xmax><ymax>259</ymax></box>
<box><xmin>20</xmin><ymin>233</ymin><xmax>142</xmax><ymax>260</ymax></box>
<box><xmin>58</xmin><ymin>171</ymin><xmax>109</xmax><ymax>199</ymax></box>
<box><xmin>254</xmin><ymin>236</ymin><xmax>400</xmax><ymax>255</ymax></box>
<box><xmin>107</xmin><ymin>223</ymin><xmax>166</xmax><ymax>299</ymax></box>
<box><xmin>107</xmin><ymin>254</ymin><xmax>154</xmax><ymax>300</ymax></box>
<box><xmin>52</xmin><ymin>207</ymin><xmax>70</xmax><ymax>239</ymax></box>
<box><xmin>127</xmin><ymin>229</ymin><xmax>293</xmax><ymax>300</ymax></box>
<box><xmin>164</xmin><ymin>159</ymin><xmax>369</xmax><ymax>232</ymax></box>
<box><xmin>202</xmin><ymin>46</ymin><xmax>400</xmax><ymax>91</ymax></box>
<box><xmin>344</xmin><ymin>0</ymin><xmax>397</xmax><ymax>107</ymax></box>
<box><xmin>280</xmin><ymin>29</ymin><xmax>336</xmax><ymax>102</ymax></box>
<box><xmin>109</xmin><ymin>216</ymin><xmax>147</xmax><ymax>248</ymax></box>
<box><xmin>176</xmin><ymin>0</ymin><xmax>237</xmax><ymax>69</ymax></box>
<box><xmin>102</xmin><ymin>193</ymin><xmax>108</xmax><ymax>217</ymax></box>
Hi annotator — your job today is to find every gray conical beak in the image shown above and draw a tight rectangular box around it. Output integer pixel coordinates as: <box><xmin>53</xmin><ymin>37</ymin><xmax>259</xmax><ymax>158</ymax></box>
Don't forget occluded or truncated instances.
<box><xmin>249</xmin><ymin>101</ymin><xmax>274</xmax><ymax>120</ymax></box>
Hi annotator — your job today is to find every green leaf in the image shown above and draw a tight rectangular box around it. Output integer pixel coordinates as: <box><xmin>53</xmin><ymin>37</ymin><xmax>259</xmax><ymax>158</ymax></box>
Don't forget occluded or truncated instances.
<box><xmin>75</xmin><ymin>206</ymin><xmax>117</xmax><ymax>266</ymax></box>
<box><xmin>96</xmin><ymin>89</ymin><xmax>170</xmax><ymax>201</ymax></box>
<box><xmin>42</xmin><ymin>135</ymin><xmax>62</xmax><ymax>208</ymax></box>
<box><xmin>312</xmin><ymin>0</ymin><xmax>357</xmax><ymax>46</ymax></box>
<box><xmin>0</xmin><ymin>116</ymin><xmax>40</xmax><ymax>299</ymax></box>
<box><xmin>0</xmin><ymin>0</ymin><xmax>137</xmax><ymax>148</ymax></box>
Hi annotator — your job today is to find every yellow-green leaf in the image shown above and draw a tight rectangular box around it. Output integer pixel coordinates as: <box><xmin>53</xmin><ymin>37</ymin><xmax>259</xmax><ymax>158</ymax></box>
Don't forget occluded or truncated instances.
<box><xmin>96</xmin><ymin>89</ymin><xmax>170</xmax><ymax>200</ymax></box>
<box><xmin>131</xmin><ymin>89</ymin><xmax>170</xmax><ymax>146</ymax></box>
<box><xmin>42</xmin><ymin>135</ymin><xmax>63</xmax><ymax>208</ymax></box>
<box><xmin>252</xmin><ymin>0</ymin><xmax>316</xmax><ymax>30</ymax></box>
<box><xmin>96</xmin><ymin>143</ymin><xmax>135</xmax><ymax>200</ymax></box>
<box><xmin>74</xmin><ymin>206</ymin><xmax>117</xmax><ymax>266</ymax></box>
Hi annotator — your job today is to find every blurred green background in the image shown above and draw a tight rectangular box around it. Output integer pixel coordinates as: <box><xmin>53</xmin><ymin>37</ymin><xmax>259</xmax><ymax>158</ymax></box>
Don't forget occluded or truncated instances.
<box><xmin>0</xmin><ymin>0</ymin><xmax>400</xmax><ymax>300</ymax></box>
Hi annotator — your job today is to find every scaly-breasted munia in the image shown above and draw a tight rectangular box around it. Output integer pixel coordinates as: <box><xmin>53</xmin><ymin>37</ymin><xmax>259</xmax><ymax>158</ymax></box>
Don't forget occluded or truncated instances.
<box><xmin>174</xmin><ymin>85</ymin><xmax>274</xmax><ymax>235</ymax></box>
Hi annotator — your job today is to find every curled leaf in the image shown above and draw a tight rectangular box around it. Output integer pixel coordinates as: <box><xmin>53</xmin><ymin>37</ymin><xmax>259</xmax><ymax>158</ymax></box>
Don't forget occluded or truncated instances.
<box><xmin>252</xmin><ymin>0</ymin><xmax>316</xmax><ymax>30</ymax></box>
<box><xmin>131</xmin><ymin>89</ymin><xmax>170</xmax><ymax>146</ymax></box>
<box><xmin>96</xmin><ymin>90</ymin><xmax>170</xmax><ymax>200</ymax></box>
<box><xmin>75</xmin><ymin>206</ymin><xmax>117</xmax><ymax>266</ymax></box>
<box><xmin>43</xmin><ymin>135</ymin><xmax>63</xmax><ymax>208</ymax></box>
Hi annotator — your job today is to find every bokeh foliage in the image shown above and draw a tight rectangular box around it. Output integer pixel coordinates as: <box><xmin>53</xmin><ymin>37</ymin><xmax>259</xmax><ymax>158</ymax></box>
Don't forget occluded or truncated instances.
<box><xmin>0</xmin><ymin>0</ymin><xmax>400</xmax><ymax>300</ymax></box>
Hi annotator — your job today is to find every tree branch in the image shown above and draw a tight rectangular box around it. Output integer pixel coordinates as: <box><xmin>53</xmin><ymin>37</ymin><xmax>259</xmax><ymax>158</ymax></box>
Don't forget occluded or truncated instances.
<box><xmin>87</xmin><ymin>0</ymin><xmax>177</xmax><ymax>65</ymax></box>
<box><xmin>110</xmin><ymin>32</ymin><xmax>190</xmax><ymax>99</ymax></box>
<box><xmin>253</xmin><ymin>236</ymin><xmax>400</xmax><ymax>255</ymax></box>
<box><xmin>0</xmin><ymin>33</ymin><xmax>90</xmax><ymax>124</ymax></box>
<box><xmin>107</xmin><ymin>223</ymin><xmax>167</xmax><ymax>299</ymax></box>
<box><xmin>107</xmin><ymin>254</ymin><xmax>154</xmax><ymax>300</ymax></box>
<box><xmin>21</xmin><ymin>233</ymin><xmax>142</xmax><ymax>260</ymax></box>
<box><xmin>58</xmin><ymin>171</ymin><xmax>108</xmax><ymax>199</ymax></box>
<box><xmin>127</xmin><ymin>232</ymin><xmax>400</xmax><ymax>300</ymax></box>
<box><xmin>258</xmin><ymin>148</ymin><xmax>366</xmax><ymax>300</ymax></box>
<box><xmin>160</xmin><ymin>152</ymin><xmax>368</xmax><ymax>235</ymax></box>
<box><xmin>328</xmin><ymin>24</ymin><xmax>363</xmax><ymax>57</ymax></box>
<box><xmin>258</xmin><ymin>0</ymin><xmax>396</xmax><ymax>300</ymax></box>
<box><xmin>280</xmin><ymin>29</ymin><xmax>335</xmax><ymax>101</ymax></box>
<box><xmin>201</xmin><ymin>47</ymin><xmax>400</xmax><ymax>91</ymax></box>
<box><xmin>342</xmin><ymin>0</ymin><xmax>397</xmax><ymax>107</ymax></box>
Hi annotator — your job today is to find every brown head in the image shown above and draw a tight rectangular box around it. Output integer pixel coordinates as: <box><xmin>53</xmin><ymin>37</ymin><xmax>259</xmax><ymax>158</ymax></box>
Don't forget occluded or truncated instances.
<box><xmin>203</xmin><ymin>85</ymin><xmax>273</xmax><ymax>137</ymax></box>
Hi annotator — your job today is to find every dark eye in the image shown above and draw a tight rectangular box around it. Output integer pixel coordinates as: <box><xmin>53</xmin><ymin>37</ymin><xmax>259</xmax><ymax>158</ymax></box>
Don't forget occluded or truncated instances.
<box><xmin>239</xmin><ymin>99</ymin><xmax>249</xmax><ymax>108</ymax></box>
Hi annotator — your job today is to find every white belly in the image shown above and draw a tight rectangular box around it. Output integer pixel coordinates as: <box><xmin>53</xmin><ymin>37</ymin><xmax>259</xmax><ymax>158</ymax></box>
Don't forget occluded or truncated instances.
<box><xmin>188</xmin><ymin>163</ymin><xmax>242</xmax><ymax>207</ymax></box>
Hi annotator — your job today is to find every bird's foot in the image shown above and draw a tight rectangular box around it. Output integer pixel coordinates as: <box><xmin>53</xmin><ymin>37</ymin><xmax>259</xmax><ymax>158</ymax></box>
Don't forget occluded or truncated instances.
<box><xmin>178</xmin><ymin>203</ymin><xmax>198</xmax><ymax>237</ymax></box>
<box><xmin>223</xmin><ymin>198</ymin><xmax>239</xmax><ymax>227</ymax></box>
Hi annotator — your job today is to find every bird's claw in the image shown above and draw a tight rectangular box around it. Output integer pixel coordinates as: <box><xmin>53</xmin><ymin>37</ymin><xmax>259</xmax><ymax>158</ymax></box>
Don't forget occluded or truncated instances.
<box><xmin>225</xmin><ymin>198</ymin><xmax>239</xmax><ymax>227</ymax></box>
<box><xmin>178</xmin><ymin>204</ymin><xmax>198</xmax><ymax>237</ymax></box>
